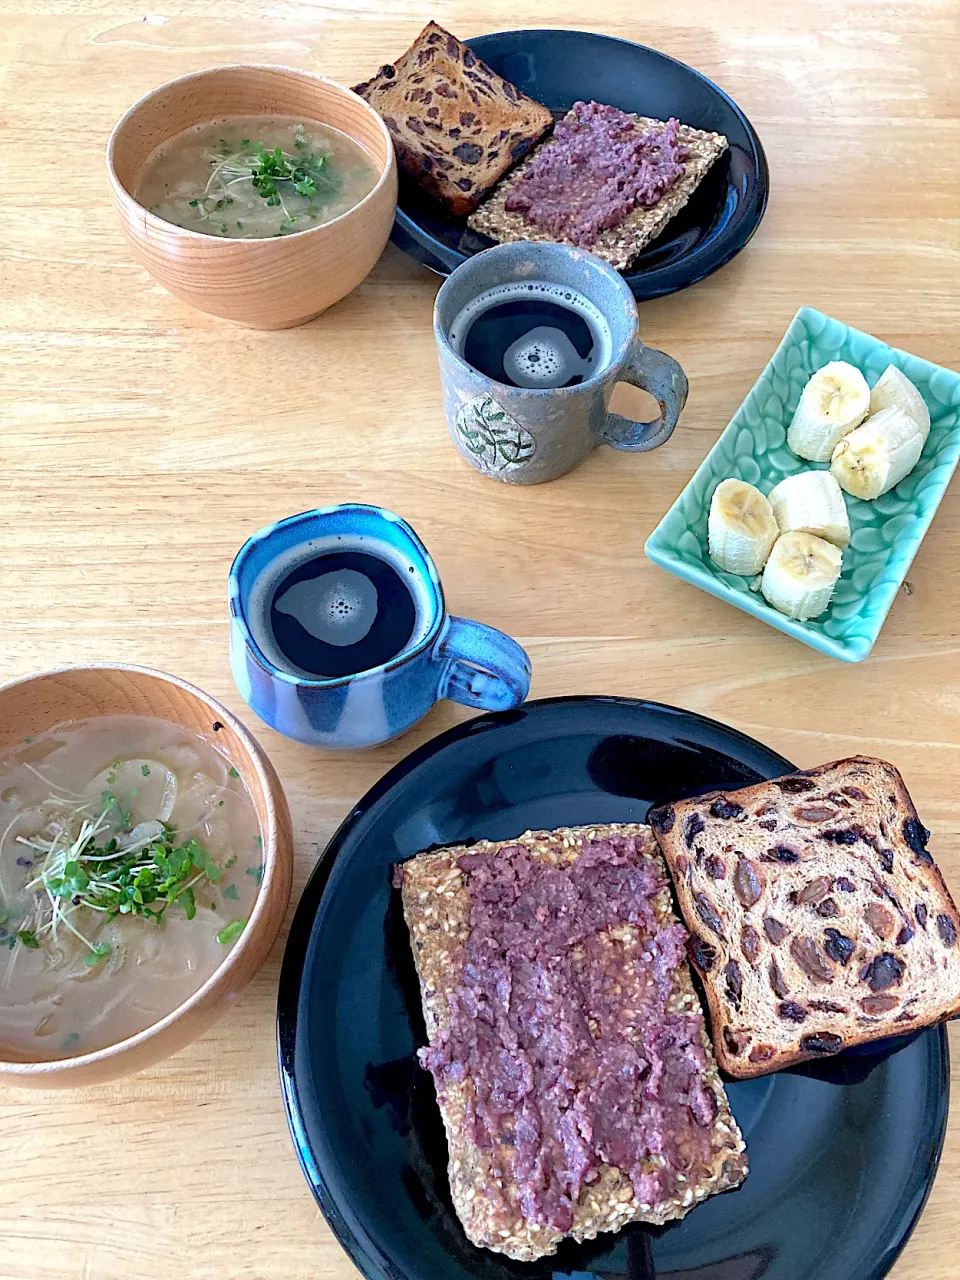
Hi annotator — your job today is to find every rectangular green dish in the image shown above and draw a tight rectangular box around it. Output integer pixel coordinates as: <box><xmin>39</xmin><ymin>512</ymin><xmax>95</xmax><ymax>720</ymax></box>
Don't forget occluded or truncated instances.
<box><xmin>645</xmin><ymin>306</ymin><xmax>960</xmax><ymax>661</ymax></box>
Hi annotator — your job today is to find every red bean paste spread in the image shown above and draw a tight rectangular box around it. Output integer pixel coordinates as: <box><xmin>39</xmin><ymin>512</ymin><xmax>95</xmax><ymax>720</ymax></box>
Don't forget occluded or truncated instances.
<box><xmin>503</xmin><ymin>101</ymin><xmax>689</xmax><ymax>249</ymax></box>
<box><xmin>419</xmin><ymin>835</ymin><xmax>719</xmax><ymax>1232</ymax></box>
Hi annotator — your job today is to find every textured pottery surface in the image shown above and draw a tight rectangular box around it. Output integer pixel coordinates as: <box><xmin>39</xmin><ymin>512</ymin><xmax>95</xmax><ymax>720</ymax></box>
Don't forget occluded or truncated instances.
<box><xmin>107</xmin><ymin>66</ymin><xmax>397</xmax><ymax>329</ymax></box>
<box><xmin>434</xmin><ymin>242</ymin><xmax>687</xmax><ymax>484</ymax></box>
<box><xmin>229</xmin><ymin>504</ymin><xmax>531</xmax><ymax>749</ymax></box>
<box><xmin>453</xmin><ymin>394</ymin><xmax>537</xmax><ymax>474</ymax></box>
<box><xmin>645</xmin><ymin>306</ymin><xmax>960</xmax><ymax>661</ymax></box>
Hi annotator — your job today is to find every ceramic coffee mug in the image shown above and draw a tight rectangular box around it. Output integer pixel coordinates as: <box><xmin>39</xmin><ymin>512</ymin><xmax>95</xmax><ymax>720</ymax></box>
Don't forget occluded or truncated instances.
<box><xmin>229</xmin><ymin>504</ymin><xmax>531</xmax><ymax>749</ymax></box>
<box><xmin>434</xmin><ymin>242</ymin><xmax>689</xmax><ymax>484</ymax></box>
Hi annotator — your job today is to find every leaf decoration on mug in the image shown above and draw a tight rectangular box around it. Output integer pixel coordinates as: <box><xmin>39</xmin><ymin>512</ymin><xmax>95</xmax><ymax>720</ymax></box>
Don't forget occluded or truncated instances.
<box><xmin>454</xmin><ymin>395</ymin><xmax>536</xmax><ymax>472</ymax></box>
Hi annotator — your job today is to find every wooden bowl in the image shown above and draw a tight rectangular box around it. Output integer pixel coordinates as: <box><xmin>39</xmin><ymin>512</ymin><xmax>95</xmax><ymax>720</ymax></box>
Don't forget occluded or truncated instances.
<box><xmin>107</xmin><ymin>65</ymin><xmax>398</xmax><ymax>329</ymax></box>
<box><xmin>0</xmin><ymin>665</ymin><xmax>294</xmax><ymax>1087</ymax></box>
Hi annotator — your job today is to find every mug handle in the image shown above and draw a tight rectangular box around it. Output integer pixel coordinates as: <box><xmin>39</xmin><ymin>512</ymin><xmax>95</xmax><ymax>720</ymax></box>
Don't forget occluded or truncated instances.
<box><xmin>601</xmin><ymin>337</ymin><xmax>689</xmax><ymax>453</ymax></box>
<box><xmin>435</xmin><ymin>616</ymin><xmax>531</xmax><ymax>711</ymax></box>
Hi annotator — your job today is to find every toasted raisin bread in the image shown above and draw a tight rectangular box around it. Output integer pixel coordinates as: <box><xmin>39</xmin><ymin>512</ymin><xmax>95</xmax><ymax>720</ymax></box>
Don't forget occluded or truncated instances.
<box><xmin>395</xmin><ymin>823</ymin><xmax>747</xmax><ymax>1261</ymax></box>
<box><xmin>353</xmin><ymin>22</ymin><xmax>553</xmax><ymax>216</ymax></box>
<box><xmin>647</xmin><ymin>757</ymin><xmax>960</xmax><ymax>1079</ymax></box>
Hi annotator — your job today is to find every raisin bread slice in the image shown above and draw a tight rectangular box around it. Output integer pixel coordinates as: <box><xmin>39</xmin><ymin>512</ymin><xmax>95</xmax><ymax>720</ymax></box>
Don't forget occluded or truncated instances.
<box><xmin>648</xmin><ymin>757</ymin><xmax>960</xmax><ymax>1079</ymax></box>
<box><xmin>354</xmin><ymin>22</ymin><xmax>553</xmax><ymax>216</ymax></box>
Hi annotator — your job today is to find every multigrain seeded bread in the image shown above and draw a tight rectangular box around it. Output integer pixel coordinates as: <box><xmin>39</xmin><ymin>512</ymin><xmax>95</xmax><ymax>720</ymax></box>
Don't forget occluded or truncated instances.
<box><xmin>395</xmin><ymin>823</ymin><xmax>747</xmax><ymax>1262</ymax></box>
<box><xmin>353</xmin><ymin>22</ymin><xmax>553</xmax><ymax>216</ymax></box>
<box><xmin>467</xmin><ymin>112</ymin><xmax>728</xmax><ymax>270</ymax></box>
<box><xmin>647</xmin><ymin>757</ymin><xmax>960</xmax><ymax>1079</ymax></box>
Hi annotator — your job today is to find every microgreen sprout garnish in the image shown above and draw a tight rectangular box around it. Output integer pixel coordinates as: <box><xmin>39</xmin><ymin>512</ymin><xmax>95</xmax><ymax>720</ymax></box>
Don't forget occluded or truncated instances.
<box><xmin>190</xmin><ymin>128</ymin><xmax>341</xmax><ymax>233</ymax></box>
<box><xmin>101</xmin><ymin>791</ymin><xmax>131</xmax><ymax>828</ymax></box>
<box><xmin>12</xmin><ymin>798</ymin><xmax>234</xmax><ymax>967</ymax></box>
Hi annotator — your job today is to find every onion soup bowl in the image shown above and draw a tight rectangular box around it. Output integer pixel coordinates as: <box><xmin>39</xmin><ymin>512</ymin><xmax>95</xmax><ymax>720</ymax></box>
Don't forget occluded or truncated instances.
<box><xmin>107</xmin><ymin>66</ymin><xmax>398</xmax><ymax>329</ymax></box>
<box><xmin>0</xmin><ymin>665</ymin><xmax>293</xmax><ymax>1087</ymax></box>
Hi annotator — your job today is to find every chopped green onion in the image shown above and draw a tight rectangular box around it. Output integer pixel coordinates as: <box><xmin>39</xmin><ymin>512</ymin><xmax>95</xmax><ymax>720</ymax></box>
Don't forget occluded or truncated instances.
<box><xmin>216</xmin><ymin>919</ymin><xmax>245</xmax><ymax>945</ymax></box>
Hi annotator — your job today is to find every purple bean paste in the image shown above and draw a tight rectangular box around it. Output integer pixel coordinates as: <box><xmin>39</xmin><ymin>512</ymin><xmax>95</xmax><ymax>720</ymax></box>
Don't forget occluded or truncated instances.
<box><xmin>503</xmin><ymin>101</ymin><xmax>689</xmax><ymax>248</ymax></box>
<box><xmin>419</xmin><ymin>834</ymin><xmax>720</xmax><ymax>1233</ymax></box>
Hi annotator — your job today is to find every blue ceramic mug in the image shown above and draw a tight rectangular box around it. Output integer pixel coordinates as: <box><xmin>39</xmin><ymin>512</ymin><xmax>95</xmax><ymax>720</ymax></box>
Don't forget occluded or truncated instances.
<box><xmin>228</xmin><ymin>504</ymin><xmax>531</xmax><ymax>749</ymax></box>
<box><xmin>434</xmin><ymin>241</ymin><xmax>689</xmax><ymax>484</ymax></box>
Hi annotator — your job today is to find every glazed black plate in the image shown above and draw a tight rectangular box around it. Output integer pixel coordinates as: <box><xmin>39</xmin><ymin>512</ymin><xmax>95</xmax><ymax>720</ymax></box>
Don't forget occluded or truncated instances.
<box><xmin>277</xmin><ymin>697</ymin><xmax>948</xmax><ymax>1280</ymax></box>
<box><xmin>389</xmin><ymin>29</ymin><xmax>769</xmax><ymax>300</ymax></box>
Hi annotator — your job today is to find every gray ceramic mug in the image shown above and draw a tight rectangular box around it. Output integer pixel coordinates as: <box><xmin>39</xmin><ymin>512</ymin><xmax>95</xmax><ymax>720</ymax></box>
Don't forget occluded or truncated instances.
<box><xmin>433</xmin><ymin>242</ymin><xmax>688</xmax><ymax>484</ymax></box>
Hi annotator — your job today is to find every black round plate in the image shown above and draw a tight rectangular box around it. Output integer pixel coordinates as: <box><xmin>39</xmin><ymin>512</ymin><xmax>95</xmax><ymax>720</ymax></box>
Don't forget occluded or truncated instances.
<box><xmin>278</xmin><ymin>697</ymin><xmax>948</xmax><ymax>1280</ymax></box>
<box><xmin>390</xmin><ymin>29</ymin><xmax>769</xmax><ymax>300</ymax></box>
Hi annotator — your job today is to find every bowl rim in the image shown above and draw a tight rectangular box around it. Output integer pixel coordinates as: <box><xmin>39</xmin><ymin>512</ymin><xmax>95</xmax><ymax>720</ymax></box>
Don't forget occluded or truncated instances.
<box><xmin>0</xmin><ymin>662</ymin><xmax>286</xmax><ymax>1076</ymax></box>
<box><xmin>105</xmin><ymin>63</ymin><xmax>397</xmax><ymax>244</ymax></box>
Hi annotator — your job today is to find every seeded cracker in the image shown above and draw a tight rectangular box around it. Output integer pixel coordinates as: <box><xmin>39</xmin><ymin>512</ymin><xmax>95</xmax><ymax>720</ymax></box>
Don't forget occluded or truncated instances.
<box><xmin>395</xmin><ymin>822</ymin><xmax>747</xmax><ymax>1262</ymax></box>
<box><xmin>468</xmin><ymin>113</ymin><xmax>729</xmax><ymax>271</ymax></box>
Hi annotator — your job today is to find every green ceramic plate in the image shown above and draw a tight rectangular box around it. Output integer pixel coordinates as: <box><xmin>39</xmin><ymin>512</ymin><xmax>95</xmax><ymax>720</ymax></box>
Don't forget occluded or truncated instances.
<box><xmin>645</xmin><ymin>306</ymin><xmax>960</xmax><ymax>661</ymax></box>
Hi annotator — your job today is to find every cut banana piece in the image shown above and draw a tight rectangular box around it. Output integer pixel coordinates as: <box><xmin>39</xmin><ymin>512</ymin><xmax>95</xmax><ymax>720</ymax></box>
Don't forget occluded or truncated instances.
<box><xmin>761</xmin><ymin>532</ymin><xmax>842</xmax><ymax>621</ymax></box>
<box><xmin>787</xmin><ymin>361</ymin><xmax>871</xmax><ymax>462</ymax></box>
<box><xmin>869</xmin><ymin>364</ymin><xmax>930</xmax><ymax>441</ymax></box>
<box><xmin>708</xmin><ymin>479</ymin><xmax>779</xmax><ymax>576</ymax></box>
<box><xmin>767</xmin><ymin>470</ymin><xmax>850</xmax><ymax>549</ymax></box>
<box><xmin>830</xmin><ymin>406</ymin><xmax>925</xmax><ymax>500</ymax></box>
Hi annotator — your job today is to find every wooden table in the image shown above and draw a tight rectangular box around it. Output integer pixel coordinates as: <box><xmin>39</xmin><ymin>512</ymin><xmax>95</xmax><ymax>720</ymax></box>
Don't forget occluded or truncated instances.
<box><xmin>1</xmin><ymin>2</ymin><xmax>958</xmax><ymax>1277</ymax></box>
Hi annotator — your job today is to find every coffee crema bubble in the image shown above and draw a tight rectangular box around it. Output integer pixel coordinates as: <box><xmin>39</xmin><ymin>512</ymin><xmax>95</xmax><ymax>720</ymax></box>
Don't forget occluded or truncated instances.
<box><xmin>275</xmin><ymin>568</ymin><xmax>379</xmax><ymax>649</ymax></box>
<box><xmin>448</xmin><ymin>281</ymin><xmax>614</xmax><ymax>390</ymax></box>
<box><xmin>246</xmin><ymin>536</ymin><xmax>433</xmax><ymax>680</ymax></box>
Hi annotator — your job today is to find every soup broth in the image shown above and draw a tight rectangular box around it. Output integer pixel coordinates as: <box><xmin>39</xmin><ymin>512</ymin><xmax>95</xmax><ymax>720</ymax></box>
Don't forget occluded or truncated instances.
<box><xmin>0</xmin><ymin>716</ymin><xmax>263</xmax><ymax>1060</ymax></box>
<box><xmin>136</xmin><ymin>115</ymin><xmax>378</xmax><ymax>238</ymax></box>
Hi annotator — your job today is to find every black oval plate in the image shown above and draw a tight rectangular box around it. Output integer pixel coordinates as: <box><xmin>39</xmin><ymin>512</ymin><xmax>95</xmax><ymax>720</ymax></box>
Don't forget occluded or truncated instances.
<box><xmin>278</xmin><ymin>697</ymin><xmax>948</xmax><ymax>1280</ymax></box>
<box><xmin>390</xmin><ymin>29</ymin><xmax>769</xmax><ymax>300</ymax></box>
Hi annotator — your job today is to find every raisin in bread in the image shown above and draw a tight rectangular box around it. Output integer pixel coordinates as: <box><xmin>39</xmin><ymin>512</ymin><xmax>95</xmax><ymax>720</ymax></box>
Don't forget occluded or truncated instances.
<box><xmin>353</xmin><ymin>22</ymin><xmax>553</xmax><ymax>216</ymax></box>
<box><xmin>648</xmin><ymin>757</ymin><xmax>960</xmax><ymax>1079</ymax></box>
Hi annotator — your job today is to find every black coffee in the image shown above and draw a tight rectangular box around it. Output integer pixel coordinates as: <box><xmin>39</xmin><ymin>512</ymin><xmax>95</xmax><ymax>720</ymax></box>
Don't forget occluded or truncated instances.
<box><xmin>266</xmin><ymin>550</ymin><xmax>418</xmax><ymax>679</ymax></box>
<box><xmin>449</xmin><ymin>281</ymin><xmax>613</xmax><ymax>390</ymax></box>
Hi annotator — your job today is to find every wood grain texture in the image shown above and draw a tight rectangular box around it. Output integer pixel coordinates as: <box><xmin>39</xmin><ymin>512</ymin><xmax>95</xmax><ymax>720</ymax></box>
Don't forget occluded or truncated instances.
<box><xmin>0</xmin><ymin>0</ymin><xmax>958</xmax><ymax>1276</ymax></box>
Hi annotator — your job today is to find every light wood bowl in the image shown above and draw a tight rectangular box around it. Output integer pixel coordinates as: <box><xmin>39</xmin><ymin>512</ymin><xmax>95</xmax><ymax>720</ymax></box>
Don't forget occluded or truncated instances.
<box><xmin>107</xmin><ymin>65</ymin><xmax>398</xmax><ymax>329</ymax></box>
<box><xmin>0</xmin><ymin>665</ymin><xmax>294</xmax><ymax>1087</ymax></box>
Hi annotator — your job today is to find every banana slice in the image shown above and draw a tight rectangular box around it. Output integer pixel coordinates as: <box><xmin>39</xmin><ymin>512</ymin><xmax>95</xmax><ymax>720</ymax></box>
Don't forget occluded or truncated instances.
<box><xmin>787</xmin><ymin>361</ymin><xmax>871</xmax><ymax>462</ymax></box>
<box><xmin>869</xmin><ymin>364</ymin><xmax>930</xmax><ymax>441</ymax></box>
<box><xmin>761</xmin><ymin>532</ymin><xmax>842</xmax><ymax>621</ymax></box>
<box><xmin>830</xmin><ymin>406</ymin><xmax>925</xmax><ymax>500</ymax></box>
<box><xmin>708</xmin><ymin>479</ymin><xmax>779</xmax><ymax>575</ymax></box>
<box><xmin>767</xmin><ymin>470</ymin><xmax>850</xmax><ymax>549</ymax></box>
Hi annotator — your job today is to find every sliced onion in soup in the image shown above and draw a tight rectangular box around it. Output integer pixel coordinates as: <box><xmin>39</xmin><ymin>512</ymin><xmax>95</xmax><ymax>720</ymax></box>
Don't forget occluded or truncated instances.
<box><xmin>85</xmin><ymin>759</ymin><xmax>177</xmax><ymax>824</ymax></box>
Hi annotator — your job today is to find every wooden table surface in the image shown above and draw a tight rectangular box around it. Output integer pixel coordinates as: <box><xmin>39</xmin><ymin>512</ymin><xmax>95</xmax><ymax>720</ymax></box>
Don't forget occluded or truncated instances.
<box><xmin>1</xmin><ymin>1</ymin><xmax>959</xmax><ymax>1277</ymax></box>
